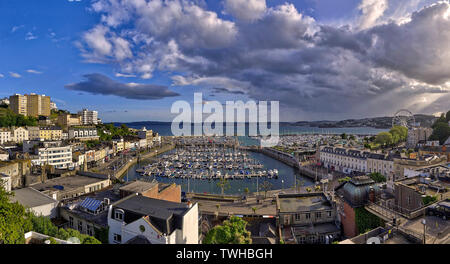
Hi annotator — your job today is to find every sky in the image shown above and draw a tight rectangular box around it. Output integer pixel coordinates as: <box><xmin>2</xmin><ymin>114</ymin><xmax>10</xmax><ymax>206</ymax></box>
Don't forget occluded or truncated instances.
<box><xmin>0</xmin><ymin>0</ymin><xmax>449</xmax><ymax>123</ymax></box>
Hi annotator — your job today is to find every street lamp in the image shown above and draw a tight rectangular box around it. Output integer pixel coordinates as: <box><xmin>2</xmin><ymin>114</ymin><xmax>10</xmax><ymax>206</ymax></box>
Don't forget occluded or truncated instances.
<box><xmin>422</xmin><ymin>219</ymin><xmax>427</xmax><ymax>244</ymax></box>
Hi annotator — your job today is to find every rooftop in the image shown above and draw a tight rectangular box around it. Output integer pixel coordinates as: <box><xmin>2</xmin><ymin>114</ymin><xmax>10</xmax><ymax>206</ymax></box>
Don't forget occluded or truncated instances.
<box><xmin>30</xmin><ymin>175</ymin><xmax>108</xmax><ymax>194</ymax></box>
<box><xmin>278</xmin><ymin>193</ymin><xmax>333</xmax><ymax>213</ymax></box>
<box><xmin>10</xmin><ymin>187</ymin><xmax>57</xmax><ymax>208</ymax></box>
<box><xmin>119</xmin><ymin>180</ymin><xmax>158</xmax><ymax>194</ymax></box>
<box><xmin>114</xmin><ymin>194</ymin><xmax>190</xmax><ymax>221</ymax></box>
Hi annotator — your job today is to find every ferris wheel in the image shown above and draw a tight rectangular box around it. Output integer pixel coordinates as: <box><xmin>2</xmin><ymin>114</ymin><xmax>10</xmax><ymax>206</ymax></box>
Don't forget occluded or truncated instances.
<box><xmin>392</xmin><ymin>109</ymin><xmax>415</xmax><ymax>129</ymax></box>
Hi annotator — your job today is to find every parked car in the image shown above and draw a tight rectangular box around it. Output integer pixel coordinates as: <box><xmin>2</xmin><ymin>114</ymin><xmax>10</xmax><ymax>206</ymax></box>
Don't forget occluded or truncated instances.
<box><xmin>426</xmin><ymin>200</ymin><xmax>450</xmax><ymax>220</ymax></box>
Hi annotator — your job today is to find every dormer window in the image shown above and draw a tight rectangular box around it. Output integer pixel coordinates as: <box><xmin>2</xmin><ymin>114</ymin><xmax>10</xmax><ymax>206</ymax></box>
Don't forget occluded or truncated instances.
<box><xmin>114</xmin><ymin>209</ymin><xmax>124</xmax><ymax>221</ymax></box>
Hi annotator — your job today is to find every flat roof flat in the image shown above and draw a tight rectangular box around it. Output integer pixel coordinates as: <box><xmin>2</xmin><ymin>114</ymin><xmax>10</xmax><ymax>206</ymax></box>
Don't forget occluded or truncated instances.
<box><xmin>119</xmin><ymin>180</ymin><xmax>158</xmax><ymax>193</ymax></box>
<box><xmin>10</xmin><ymin>187</ymin><xmax>57</xmax><ymax>208</ymax></box>
<box><xmin>278</xmin><ymin>194</ymin><xmax>332</xmax><ymax>213</ymax></box>
<box><xmin>31</xmin><ymin>175</ymin><xmax>108</xmax><ymax>193</ymax></box>
<box><xmin>115</xmin><ymin>195</ymin><xmax>189</xmax><ymax>220</ymax></box>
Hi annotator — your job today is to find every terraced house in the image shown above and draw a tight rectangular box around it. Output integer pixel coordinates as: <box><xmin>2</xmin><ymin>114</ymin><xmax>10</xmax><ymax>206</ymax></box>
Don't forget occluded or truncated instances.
<box><xmin>320</xmin><ymin>147</ymin><xmax>369</xmax><ymax>174</ymax></box>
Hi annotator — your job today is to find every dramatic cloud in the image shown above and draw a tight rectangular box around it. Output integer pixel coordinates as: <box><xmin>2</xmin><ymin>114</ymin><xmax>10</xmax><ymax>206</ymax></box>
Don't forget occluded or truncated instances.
<box><xmin>78</xmin><ymin>0</ymin><xmax>450</xmax><ymax>120</ymax></box>
<box><xmin>65</xmin><ymin>73</ymin><xmax>180</xmax><ymax>100</ymax></box>
<box><xmin>357</xmin><ymin>0</ymin><xmax>388</xmax><ymax>30</ymax></box>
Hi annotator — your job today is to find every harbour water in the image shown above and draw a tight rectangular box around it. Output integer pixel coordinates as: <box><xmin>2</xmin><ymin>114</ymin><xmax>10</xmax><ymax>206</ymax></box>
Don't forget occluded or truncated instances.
<box><xmin>123</xmin><ymin>149</ymin><xmax>315</xmax><ymax>195</ymax></box>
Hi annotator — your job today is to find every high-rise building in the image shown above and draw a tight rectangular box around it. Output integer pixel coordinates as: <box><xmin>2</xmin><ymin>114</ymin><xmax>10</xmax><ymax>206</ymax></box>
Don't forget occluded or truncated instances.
<box><xmin>78</xmin><ymin>109</ymin><xmax>99</xmax><ymax>125</ymax></box>
<box><xmin>9</xmin><ymin>93</ymin><xmax>51</xmax><ymax>117</ymax></box>
<box><xmin>9</xmin><ymin>94</ymin><xmax>28</xmax><ymax>116</ymax></box>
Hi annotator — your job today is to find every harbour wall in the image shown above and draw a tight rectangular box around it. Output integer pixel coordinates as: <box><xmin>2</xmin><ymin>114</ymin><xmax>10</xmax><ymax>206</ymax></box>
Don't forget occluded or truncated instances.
<box><xmin>114</xmin><ymin>143</ymin><xmax>175</xmax><ymax>180</ymax></box>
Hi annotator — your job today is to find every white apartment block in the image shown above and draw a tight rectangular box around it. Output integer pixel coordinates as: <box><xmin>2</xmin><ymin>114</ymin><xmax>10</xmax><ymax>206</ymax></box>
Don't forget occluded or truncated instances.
<box><xmin>32</xmin><ymin>141</ymin><xmax>73</xmax><ymax>169</ymax></box>
<box><xmin>68</xmin><ymin>127</ymin><xmax>99</xmax><ymax>141</ymax></box>
<box><xmin>0</xmin><ymin>129</ymin><xmax>12</xmax><ymax>144</ymax></box>
<box><xmin>78</xmin><ymin>109</ymin><xmax>99</xmax><ymax>125</ymax></box>
<box><xmin>320</xmin><ymin>147</ymin><xmax>369</xmax><ymax>174</ymax></box>
<box><xmin>12</xmin><ymin>127</ymin><xmax>29</xmax><ymax>143</ymax></box>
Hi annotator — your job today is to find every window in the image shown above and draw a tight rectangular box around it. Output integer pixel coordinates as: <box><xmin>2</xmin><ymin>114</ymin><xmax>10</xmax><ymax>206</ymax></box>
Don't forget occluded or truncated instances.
<box><xmin>305</xmin><ymin>213</ymin><xmax>311</xmax><ymax>220</ymax></box>
<box><xmin>316</xmin><ymin>212</ymin><xmax>322</xmax><ymax>219</ymax></box>
<box><xmin>87</xmin><ymin>225</ymin><xmax>93</xmax><ymax>236</ymax></box>
<box><xmin>327</xmin><ymin>211</ymin><xmax>332</xmax><ymax>217</ymax></box>
<box><xmin>78</xmin><ymin>221</ymin><xmax>83</xmax><ymax>232</ymax></box>
<box><xmin>69</xmin><ymin>216</ymin><xmax>74</xmax><ymax>228</ymax></box>
<box><xmin>294</xmin><ymin>213</ymin><xmax>301</xmax><ymax>221</ymax></box>
<box><xmin>113</xmin><ymin>233</ymin><xmax>122</xmax><ymax>243</ymax></box>
<box><xmin>114</xmin><ymin>209</ymin><xmax>124</xmax><ymax>221</ymax></box>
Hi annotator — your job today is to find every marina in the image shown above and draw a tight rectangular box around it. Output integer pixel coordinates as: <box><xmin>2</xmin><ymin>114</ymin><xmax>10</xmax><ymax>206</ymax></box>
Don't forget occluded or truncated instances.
<box><xmin>122</xmin><ymin>137</ymin><xmax>314</xmax><ymax>195</ymax></box>
<box><xmin>136</xmin><ymin>146</ymin><xmax>279</xmax><ymax>180</ymax></box>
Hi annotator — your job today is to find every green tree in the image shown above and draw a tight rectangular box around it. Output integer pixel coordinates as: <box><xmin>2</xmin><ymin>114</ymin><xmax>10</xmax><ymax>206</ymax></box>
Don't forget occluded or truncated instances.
<box><xmin>375</xmin><ymin>132</ymin><xmax>393</xmax><ymax>146</ymax></box>
<box><xmin>0</xmin><ymin>184</ymin><xmax>100</xmax><ymax>244</ymax></box>
<box><xmin>203</xmin><ymin>216</ymin><xmax>252</xmax><ymax>244</ymax></box>
<box><xmin>340</xmin><ymin>133</ymin><xmax>347</xmax><ymax>140</ymax></box>
<box><xmin>217</xmin><ymin>177</ymin><xmax>230</xmax><ymax>195</ymax></box>
<box><xmin>429</xmin><ymin>122</ymin><xmax>450</xmax><ymax>145</ymax></box>
<box><xmin>368</xmin><ymin>172</ymin><xmax>386</xmax><ymax>183</ymax></box>
<box><xmin>389</xmin><ymin>126</ymin><xmax>408</xmax><ymax>144</ymax></box>
<box><xmin>0</xmin><ymin>186</ymin><xmax>33</xmax><ymax>244</ymax></box>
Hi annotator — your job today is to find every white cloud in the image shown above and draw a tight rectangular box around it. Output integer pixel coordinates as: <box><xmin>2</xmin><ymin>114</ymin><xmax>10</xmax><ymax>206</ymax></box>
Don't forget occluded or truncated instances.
<box><xmin>26</xmin><ymin>69</ymin><xmax>43</xmax><ymax>74</ymax></box>
<box><xmin>11</xmin><ymin>25</ymin><xmax>24</xmax><ymax>33</ymax></box>
<box><xmin>9</xmin><ymin>72</ymin><xmax>22</xmax><ymax>78</ymax></box>
<box><xmin>25</xmin><ymin>32</ymin><xmax>38</xmax><ymax>40</ymax></box>
<box><xmin>357</xmin><ymin>0</ymin><xmax>388</xmax><ymax>30</ymax></box>
<box><xmin>115</xmin><ymin>73</ymin><xmax>136</xmax><ymax>78</ymax></box>
<box><xmin>0</xmin><ymin>73</ymin><xmax>4</xmax><ymax>78</ymax></box>
<box><xmin>224</xmin><ymin>0</ymin><xmax>266</xmax><ymax>21</ymax></box>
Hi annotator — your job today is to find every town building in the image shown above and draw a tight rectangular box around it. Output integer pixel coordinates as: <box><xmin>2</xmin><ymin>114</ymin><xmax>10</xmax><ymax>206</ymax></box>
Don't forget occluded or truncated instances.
<box><xmin>9</xmin><ymin>93</ymin><xmax>51</xmax><ymax>117</ymax></box>
<box><xmin>78</xmin><ymin>109</ymin><xmax>99</xmax><ymax>125</ymax></box>
<box><xmin>39</xmin><ymin>126</ymin><xmax>63</xmax><ymax>140</ymax></box>
<box><xmin>68</xmin><ymin>127</ymin><xmax>99</xmax><ymax>141</ymax></box>
<box><xmin>27</xmin><ymin>126</ymin><xmax>40</xmax><ymax>140</ymax></box>
<box><xmin>277</xmin><ymin>193</ymin><xmax>340</xmax><ymax>244</ymax></box>
<box><xmin>9</xmin><ymin>94</ymin><xmax>28</xmax><ymax>116</ymax></box>
<box><xmin>339</xmin><ymin>226</ymin><xmax>422</xmax><ymax>244</ymax></box>
<box><xmin>0</xmin><ymin>160</ymin><xmax>31</xmax><ymax>189</ymax></box>
<box><xmin>59</xmin><ymin>188</ymin><xmax>119</xmax><ymax>240</ymax></box>
<box><xmin>0</xmin><ymin>128</ymin><xmax>12</xmax><ymax>144</ymax></box>
<box><xmin>394</xmin><ymin>176</ymin><xmax>449</xmax><ymax>214</ymax></box>
<box><xmin>26</xmin><ymin>93</ymin><xmax>51</xmax><ymax>117</ymax></box>
<box><xmin>393</xmin><ymin>155</ymin><xmax>448</xmax><ymax>181</ymax></box>
<box><xmin>11</xmin><ymin>127</ymin><xmax>29</xmax><ymax>143</ymax></box>
<box><xmin>334</xmin><ymin>176</ymin><xmax>382</xmax><ymax>238</ymax></box>
<box><xmin>57</xmin><ymin>113</ymin><xmax>81</xmax><ymax>128</ymax></box>
<box><xmin>10</xmin><ymin>187</ymin><xmax>58</xmax><ymax>218</ymax></box>
<box><xmin>407</xmin><ymin>127</ymin><xmax>433</xmax><ymax>148</ymax></box>
<box><xmin>26</xmin><ymin>141</ymin><xmax>72</xmax><ymax>169</ymax></box>
<box><xmin>30</xmin><ymin>171</ymin><xmax>111</xmax><ymax>201</ymax></box>
<box><xmin>418</xmin><ymin>145</ymin><xmax>450</xmax><ymax>163</ymax></box>
<box><xmin>319</xmin><ymin>147</ymin><xmax>370</xmax><ymax>174</ymax></box>
<box><xmin>366</xmin><ymin>153</ymin><xmax>394</xmax><ymax>181</ymax></box>
<box><xmin>107</xmin><ymin>194</ymin><xmax>198</xmax><ymax>244</ymax></box>
<box><xmin>119</xmin><ymin>180</ymin><xmax>181</xmax><ymax>203</ymax></box>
